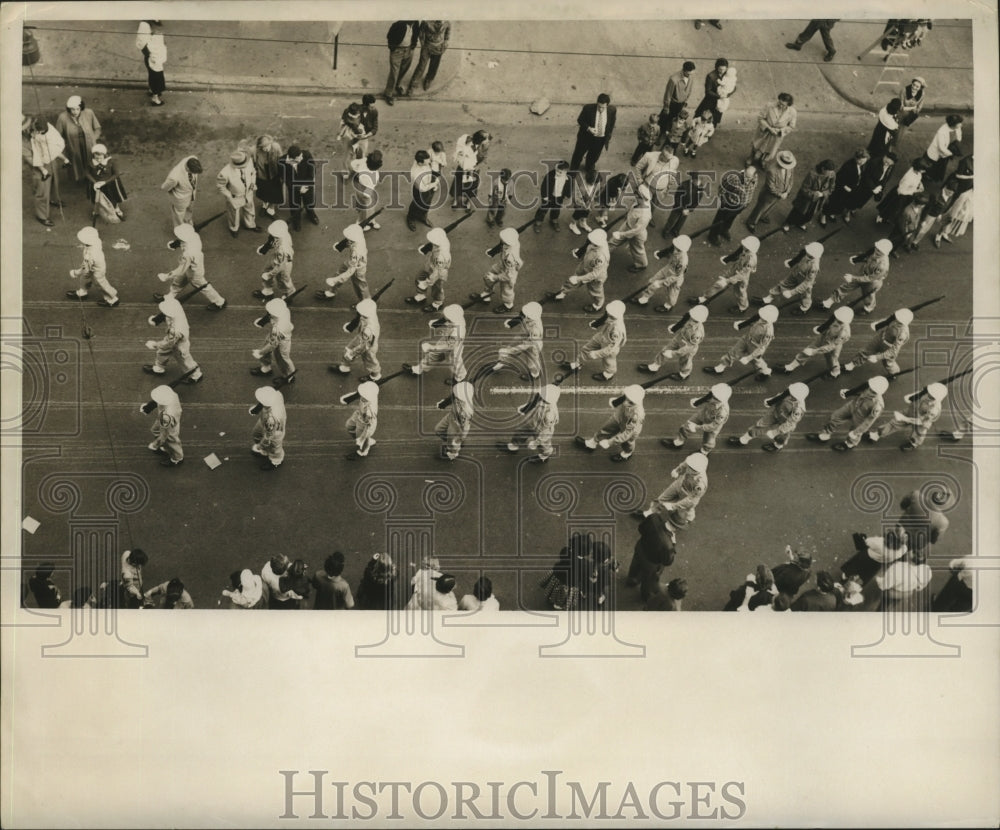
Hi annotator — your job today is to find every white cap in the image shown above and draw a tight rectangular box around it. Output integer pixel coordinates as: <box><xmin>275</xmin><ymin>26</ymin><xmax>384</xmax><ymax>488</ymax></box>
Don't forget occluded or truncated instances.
<box><xmin>173</xmin><ymin>223</ymin><xmax>197</xmax><ymax>242</ymax></box>
<box><xmin>358</xmin><ymin>381</ymin><xmax>380</xmax><ymax>402</ymax></box>
<box><xmin>150</xmin><ymin>385</ymin><xmax>176</xmax><ymax>405</ymax></box>
<box><xmin>805</xmin><ymin>242</ymin><xmax>824</xmax><ymax>258</ymax></box>
<box><xmin>442</xmin><ymin>304</ymin><xmax>464</xmax><ymax>323</ymax></box>
<box><xmin>759</xmin><ymin>305</ymin><xmax>780</xmax><ymax>323</ymax></box>
<box><xmin>453</xmin><ymin>381</ymin><xmax>474</xmax><ymax>406</ymax></box>
<box><xmin>874</xmin><ymin>239</ymin><xmax>893</xmax><ymax>254</ymax></box>
<box><xmin>427</xmin><ymin>227</ymin><xmax>448</xmax><ymax>246</ymax></box>
<box><xmin>267</xmin><ymin>219</ymin><xmax>289</xmax><ymax>237</ymax></box>
<box><xmin>356</xmin><ymin>298</ymin><xmax>377</xmax><ymax>317</ymax></box>
<box><xmin>689</xmin><ymin>305</ymin><xmax>709</xmax><ymax>323</ymax></box>
<box><xmin>636</xmin><ymin>184</ymin><xmax>652</xmax><ymax>201</ymax></box>
<box><xmin>255</xmin><ymin>386</ymin><xmax>278</xmax><ymax>406</ymax></box>
<box><xmin>711</xmin><ymin>383</ymin><xmax>732</xmax><ymax>403</ymax></box>
<box><xmin>521</xmin><ymin>301</ymin><xmax>542</xmax><ymax>321</ymax></box>
<box><xmin>587</xmin><ymin>228</ymin><xmax>607</xmax><ymax>245</ymax></box>
<box><xmin>343</xmin><ymin>223</ymin><xmax>365</xmax><ymax>242</ymax></box>
<box><xmin>499</xmin><ymin>227</ymin><xmax>519</xmax><ymax>245</ymax></box>
<box><xmin>788</xmin><ymin>382</ymin><xmax>810</xmax><ymax>402</ymax></box>
<box><xmin>605</xmin><ymin>300</ymin><xmax>625</xmax><ymax>319</ymax></box>
<box><xmin>158</xmin><ymin>298</ymin><xmax>182</xmax><ymax>316</ymax></box>
<box><xmin>264</xmin><ymin>298</ymin><xmax>287</xmax><ymax>317</ymax></box>
<box><xmin>540</xmin><ymin>384</ymin><xmax>561</xmax><ymax>404</ymax></box>
<box><xmin>672</xmin><ymin>234</ymin><xmax>692</xmax><ymax>252</ymax></box>
<box><xmin>66</xmin><ymin>95</ymin><xmax>82</xmax><ymax>108</ymax></box>
<box><xmin>624</xmin><ymin>384</ymin><xmax>645</xmax><ymax>404</ymax></box>
<box><xmin>927</xmin><ymin>382</ymin><xmax>948</xmax><ymax>401</ymax></box>
<box><xmin>91</xmin><ymin>143</ymin><xmax>108</xmax><ymax>156</ymax></box>
<box><xmin>868</xmin><ymin>376</ymin><xmax>890</xmax><ymax>395</ymax></box>
<box><xmin>685</xmin><ymin>452</ymin><xmax>709</xmax><ymax>473</ymax></box>
<box><xmin>894</xmin><ymin>308</ymin><xmax>914</xmax><ymax>325</ymax></box>
<box><xmin>741</xmin><ymin>235</ymin><xmax>760</xmax><ymax>253</ymax></box>
<box><xmin>834</xmin><ymin>306</ymin><xmax>855</xmax><ymax>324</ymax></box>
<box><xmin>77</xmin><ymin>226</ymin><xmax>100</xmax><ymax>245</ymax></box>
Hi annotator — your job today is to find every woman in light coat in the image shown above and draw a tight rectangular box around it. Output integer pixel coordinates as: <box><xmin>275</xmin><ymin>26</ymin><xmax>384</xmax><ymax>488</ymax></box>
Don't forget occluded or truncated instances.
<box><xmin>55</xmin><ymin>95</ymin><xmax>102</xmax><ymax>181</ymax></box>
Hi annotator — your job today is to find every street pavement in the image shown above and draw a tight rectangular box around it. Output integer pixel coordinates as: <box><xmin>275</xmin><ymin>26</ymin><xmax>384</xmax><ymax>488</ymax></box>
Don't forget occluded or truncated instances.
<box><xmin>15</xmin><ymin>19</ymin><xmax>976</xmax><ymax>611</ymax></box>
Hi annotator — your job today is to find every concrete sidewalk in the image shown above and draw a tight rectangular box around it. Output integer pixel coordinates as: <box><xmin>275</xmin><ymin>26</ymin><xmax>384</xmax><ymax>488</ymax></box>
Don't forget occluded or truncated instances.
<box><xmin>22</xmin><ymin>18</ymin><xmax>973</xmax><ymax>115</ymax></box>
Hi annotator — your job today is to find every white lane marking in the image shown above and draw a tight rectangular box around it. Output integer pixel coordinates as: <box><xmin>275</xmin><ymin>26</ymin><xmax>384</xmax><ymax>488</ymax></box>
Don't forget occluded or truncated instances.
<box><xmin>488</xmin><ymin>385</ymin><xmax>767</xmax><ymax>395</ymax></box>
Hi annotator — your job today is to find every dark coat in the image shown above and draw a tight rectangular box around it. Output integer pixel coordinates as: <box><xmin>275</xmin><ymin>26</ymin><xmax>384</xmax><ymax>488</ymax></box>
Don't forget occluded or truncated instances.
<box><xmin>387</xmin><ymin>21</ymin><xmax>419</xmax><ymax>49</ymax></box>
<box><xmin>540</xmin><ymin>168</ymin><xmax>572</xmax><ymax>203</ymax></box>
<box><xmin>576</xmin><ymin>103</ymin><xmax>617</xmax><ymax>148</ymax></box>
<box><xmin>826</xmin><ymin>158</ymin><xmax>865</xmax><ymax>215</ymax></box>
<box><xmin>772</xmin><ymin>562</ymin><xmax>812</xmax><ymax>598</ymax></box>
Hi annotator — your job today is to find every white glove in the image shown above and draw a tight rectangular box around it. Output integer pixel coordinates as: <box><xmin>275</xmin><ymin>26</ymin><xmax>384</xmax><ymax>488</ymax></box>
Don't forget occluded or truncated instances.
<box><xmin>567</xmin><ymin>275</ymin><xmax>580</xmax><ymax>285</ymax></box>
<box><xmin>739</xmin><ymin>356</ymin><xmax>751</xmax><ymax>365</ymax></box>
<box><xmin>844</xmin><ymin>274</ymin><xmax>854</xmax><ymax>283</ymax></box>
<box><xmin>611</xmin><ymin>232</ymin><xmax>622</xmax><ymax>242</ymax></box>
<box><xmin>144</xmin><ymin>340</ymin><xmax>157</xmax><ymax>350</ymax></box>
<box><xmin>662</xmin><ymin>350</ymin><xmax>674</xmax><ymax>359</ymax></box>
<box><xmin>598</xmin><ymin>439</ymin><xmax>612</xmax><ymax>450</ymax></box>
<box><xmin>765</xmin><ymin>429</ymin><xmax>777</xmax><ymax>439</ymax></box>
<box><xmin>251</xmin><ymin>349</ymin><xmax>263</xmax><ymax>359</ymax></box>
<box><xmin>867</xmin><ymin>355</ymin><xmax>879</xmax><ymax>363</ymax></box>
<box><xmin>585</xmin><ymin>350</ymin><xmax>598</xmax><ymax>360</ymax></box>
<box><xmin>802</xmin><ymin>347</ymin><xmax>816</xmax><ymax>357</ymax></box>
<box><xmin>421</xmin><ymin>342</ymin><xmax>431</xmax><ymax>353</ymax></box>
<box><xmin>683</xmin><ymin>421</ymin><xmax>697</xmax><ymax>432</ymax></box>
<box><xmin>781</xmin><ymin>290</ymin><xmax>792</xmax><ymax>299</ymax></box>
<box><xmin>147</xmin><ymin>315</ymin><xmax>158</xmax><ymax>326</ymax></box>
<box><xmin>69</xmin><ymin>268</ymin><xmax>80</xmax><ymax>278</ymax></box>
<box><xmin>892</xmin><ymin>411</ymin><xmax>905</xmax><ymax>422</ymax></box>
<box><xmin>157</xmin><ymin>272</ymin><xmax>170</xmax><ymax>282</ymax></box>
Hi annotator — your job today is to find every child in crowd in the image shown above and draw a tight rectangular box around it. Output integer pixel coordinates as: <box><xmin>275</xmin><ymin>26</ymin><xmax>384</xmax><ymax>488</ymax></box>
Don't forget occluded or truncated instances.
<box><xmin>631</xmin><ymin>113</ymin><xmax>661</xmax><ymax>165</ymax></box>
<box><xmin>682</xmin><ymin>109</ymin><xmax>716</xmax><ymax>158</ymax></box>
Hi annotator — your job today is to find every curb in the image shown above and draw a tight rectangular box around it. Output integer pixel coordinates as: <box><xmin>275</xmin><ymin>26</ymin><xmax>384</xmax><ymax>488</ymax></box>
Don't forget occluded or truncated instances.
<box><xmin>818</xmin><ymin>67</ymin><xmax>973</xmax><ymax>118</ymax></box>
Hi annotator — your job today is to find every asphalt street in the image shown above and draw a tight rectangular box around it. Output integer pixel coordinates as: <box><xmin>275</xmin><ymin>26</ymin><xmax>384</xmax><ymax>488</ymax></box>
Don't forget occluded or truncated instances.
<box><xmin>17</xmin><ymin>80</ymin><xmax>974</xmax><ymax>611</ymax></box>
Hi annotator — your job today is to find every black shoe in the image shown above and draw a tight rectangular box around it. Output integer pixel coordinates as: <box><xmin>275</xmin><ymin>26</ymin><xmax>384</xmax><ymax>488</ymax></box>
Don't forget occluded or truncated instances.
<box><xmin>246</xmin><ymin>226</ymin><xmax>262</xmax><ymax>233</ymax></box>
<box><xmin>785</xmin><ymin>42</ymin><xmax>802</xmax><ymax>50</ymax></box>
<box><xmin>250</xmin><ymin>367</ymin><xmax>270</xmax><ymax>376</ymax></box>
<box><xmin>582</xmin><ymin>304</ymin><xmax>603</xmax><ymax>313</ymax></box>
<box><xmin>308</xmin><ymin>214</ymin><xmax>320</xmax><ymax>225</ymax></box>
<box><xmin>206</xmin><ymin>300</ymin><xmax>227</xmax><ymax>311</ymax></box>
<box><xmin>37</xmin><ymin>217</ymin><xmax>54</xmax><ymax>227</ymax></box>
<box><xmin>251</xmin><ymin>290</ymin><xmax>271</xmax><ymax>300</ymax></box>
<box><xmin>762</xmin><ymin>443</ymin><xmax>781</xmax><ymax>452</ymax></box>
<box><xmin>160</xmin><ymin>458</ymin><xmax>184</xmax><ymax>467</ymax></box>
<box><xmin>492</xmin><ymin>305</ymin><xmax>513</xmax><ymax>314</ymax></box>
<box><xmin>661</xmin><ymin>438</ymin><xmax>684</xmax><ymax>449</ymax></box>
<box><xmin>637</xmin><ymin>363</ymin><xmax>656</xmax><ymax>374</ymax></box>
<box><xmin>260</xmin><ymin>461</ymin><xmax>279</xmax><ymax>471</ymax></box>
<box><xmin>181</xmin><ymin>374</ymin><xmax>203</xmax><ymax>384</ymax></box>
<box><xmin>229</xmin><ymin>229</ymin><xmax>238</xmax><ymax>238</ymax></box>
<box><xmin>832</xmin><ymin>442</ymin><xmax>852</xmax><ymax>452</ymax></box>
<box><xmin>142</xmin><ymin>365</ymin><xmax>166</xmax><ymax>376</ymax></box>
<box><xmin>627</xmin><ymin>265</ymin><xmax>647</xmax><ymax>273</ymax></box>
<box><xmin>666</xmin><ymin>373</ymin><xmax>687</xmax><ymax>381</ymax></box>
<box><xmin>97</xmin><ymin>299</ymin><xmax>119</xmax><ymax>307</ymax></box>
<box><xmin>610</xmin><ymin>454</ymin><xmax>631</xmax><ymax>462</ymax></box>
<box><xmin>789</xmin><ymin>307</ymin><xmax>808</xmax><ymax>316</ymax></box>
<box><xmin>406</xmin><ymin>220</ymin><xmax>416</xmax><ymax>231</ymax></box>
<box><xmin>727</xmin><ymin>436</ymin><xmax>743</xmax><ymax>446</ymax></box>
<box><xmin>359</xmin><ymin>374</ymin><xmax>382</xmax><ymax>383</ymax></box>
<box><xmin>702</xmin><ymin>366</ymin><xmax>721</xmax><ymax>375</ymax></box>
<box><xmin>591</xmin><ymin>373</ymin><xmax>613</xmax><ymax>382</ymax></box>
<box><xmin>575</xmin><ymin>436</ymin><xmax>595</xmax><ymax>451</ymax></box>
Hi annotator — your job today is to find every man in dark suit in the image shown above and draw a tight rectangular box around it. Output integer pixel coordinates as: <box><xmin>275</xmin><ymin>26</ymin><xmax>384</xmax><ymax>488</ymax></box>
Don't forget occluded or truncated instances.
<box><xmin>533</xmin><ymin>161</ymin><xmax>571</xmax><ymax>232</ymax></box>
<box><xmin>279</xmin><ymin>145</ymin><xmax>318</xmax><ymax>231</ymax></box>
<box><xmin>570</xmin><ymin>93</ymin><xmax>617</xmax><ymax>172</ymax></box>
<box><xmin>384</xmin><ymin>20</ymin><xmax>419</xmax><ymax>105</ymax></box>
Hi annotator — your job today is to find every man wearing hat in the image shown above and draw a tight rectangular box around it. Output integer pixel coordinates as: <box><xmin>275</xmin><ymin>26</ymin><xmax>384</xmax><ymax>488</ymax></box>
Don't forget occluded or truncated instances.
<box><xmin>216</xmin><ymin>149</ymin><xmax>259</xmax><ymax>238</ymax></box>
<box><xmin>748</xmin><ymin>93</ymin><xmax>797</xmax><ymax>168</ymax></box>
<box><xmin>251</xmin><ymin>298</ymin><xmax>295</xmax><ymax>386</ymax></box>
<box><xmin>143</xmin><ymin>297</ymin><xmax>203</xmax><ymax>382</ymax></box>
<box><xmin>68</xmin><ymin>226</ymin><xmax>119</xmax><ymax>306</ymax></box>
<box><xmin>638</xmin><ymin>303</ymin><xmax>707</xmax><ymax>380</ymax></box>
<box><xmin>24</xmin><ymin>116</ymin><xmax>67</xmax><ymax>227</ymax></box>
<box><xmin>319</xmin><ymin>224</ymin><xmax>369</xmax><ymax>301</ymax></box>
<box><xmin>729</xmin><ymin>381</ymin><xmax>809</xmax><ymax>452</ymax></box>
<box><xmin>631</xmin><ymin>145</ymin><xmax>680</xmax><ymax>225</ymax></box>
<box><xmin>576</xmin><ymin>384</ymin><xmax>645</xmax><ymax>462</ymax></box>
<box><xmin>333</xmin><ymin>298</ymin><xmax>381</xmax><ymax>380</ymax></box>
<box><xmin>160</xmin><ymin>155</ymin><xmax>202</xmax><ymax>228</ymax></box>
<box><xmin>406</xmin><ymin>227</ymin><xmax>451</xmax><ymax>311</ymax></box>
<box><xmin>745</xmin><ymin>150</ymin><xmax>795</xmax><ymax>233</ymax></box>
<box><xmin>254</xmin><ymin>220</ymin><xmax>295</xmax><ymax>301</ymax></box>
<box><xmin>759</xmin><ymin>241</ymin><xmax>823</xmax><ymax>314</ymax></box>
<box><xmin>818</xmin><ymin>240</ymin><xmax>892</xmax><ymax>314</ymax></box>
<box><xmin>145</xmin><ymin>385</ymin><xmax>184</xmax><ymax>467</ymax></box>
<box><xmin>868</xmin><ymin>382</ymin><xmax>946</xmax><ymax>451</ymax></box>
<box><xmin>436</xmin><ymin>380</ymin><xmax>474</xmax><ymax>461</ymax></box>
<box><xmin>705</xmin><ymin>303</ymin><xmax>778</xmax><ymax>377</ymax></box>
<box><xmin>493</xmin><ymin>301</ymin><xmax>544</xmax><ymax>381</ymax></box>
<box><xmin>346</xmin><ymin>381</ymin><xmax>379</xmax><ymax>459</ymax></box>
<box><xmin>781</xmin><ymin>305</ymin><xmax>853</xmax><ymax>378</ymax></box>
<box><xmin>546</xmin><ymin>228</ymin><xmax>610</xmax><ymax>311</ymax></box>
<box><xmin>808</xmin><ymin>375</ymin><xmax>888</xmax><ymax>451</ymax></box>
<box><xmin>500</xmin><ymin>383</ymin><xmax>560</xmax><ymax>463</ymax></box>
<box><xmin>155</xmin><ymin>224</ymin><xmax>226</xmax><ymax>310</ymax></box>
<box><xmin>251</xmin><ymin>386</ymin><xmax>286</xmax><ymax>470</ymax></box>
<box><xmin>567</xmin><ymin>299</ymin><xmax>627</xmax><ymax>381</ymax></box>
<box><xmin>664</xmin><ymin>383</ymin><xmax>731</xmax><ymax>454</ymax></box>
<box><xmin>472</xmin><ymin>227</ymin><xmax>522</xmax><ymax>313</ymax></box>
<box><xmin>843</xmin><ymin>307</ymin><xmax>911</xmax><ymax>376</ymax></box>
<box><xmin>641</xmin><ymin>452</ymin><xmax>709</xmax><ymax>531</ymax></box>
<box><xmin>634</xmin><ymin>234</ymin><xmax>690</xmax><ymax>310</ymax></box>
<box><xmin>404</xmin><ymin>304</ymin><xmax>467</xmax><ymax>381</ymax></box>
<box><xmin>610</xmin><ymin>184</ymin><xmax>653</xmax><ymax>272</ymax></box>
<box><xmin>707</xmin><ymin>235</ymin><xmax>758</xmax><ymax>313</ymax></box>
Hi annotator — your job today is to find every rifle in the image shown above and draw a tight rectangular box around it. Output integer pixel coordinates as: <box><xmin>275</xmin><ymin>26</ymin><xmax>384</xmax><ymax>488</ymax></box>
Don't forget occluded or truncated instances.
<box><xmin>338</xmin><ymin>368</ymin><xmax>408</xmax><ymax>405</ymax></box>
<box><xmin>333</xmin><ymin>208</ymin><xmax>386</xmax><ymax>252</ymax></box>
<box><xmin>872</xmin><ymin>295</ymin><xmax>946</xmax><ymax>331</ymax></box>
<box><xmin>839</xmin><ymin>367</ymin><xmax>916</xmax><ymax>399</ymax></box>
<box><xmin>138</xmin><ymin>368</ymin><xmax>198</xmax><ymax>413</ymax></box>
<box><xmin>572</xmin><ymin>212</ymin><xmax>627</xmax><ymax>259</ymax></box>
<box><xmin>667</xmin><ymin>310</ymin><xmax>693</xmax><ymax>334</ymax></box>
<box><xmin>504</xmin><ymin>310</ymin><xmax>527</xmax><ymax>330</ymax></box>
<box><xmin>904</xmin><ymin>367</ymin><xmax>975</xmax><ymax>403</ymax></box>
<box><xmin>518</xmin><ymin>366</ymin><xmax>579</xmax><ymax>415</ymax></box>
<box><xmin>253</xmin><ymin>284</ymin><xmax>308</xmax><ymax>327</ymax></box>
<box><xmin>764</xmin><ymin>367</ymin><xmax>832</xmax><ymax>406</ymax></box>
<box><xmin>608</xmin><ymin>367</ymin><xmax>700</xmax><ymax>407</ymax></box>
<box><xmin>148</xmin><ymin>284</ymin><xmax>208</xmax><ymax>325</ymax></box>
<box><xmin>194</xmin><ymin>211</ymin><xmax>227</xmax><ymax>233</ymax></box>
<box><xmin>343</xmin><ymin>280</ymin><xmax>394</xmax><ymax>333</ymax></box>
<box><xmin>485</xmin><ymin>218</ymin><xmax>535</xmax><ymax>257</ymax></box>
<box><xmin>813</xmin><ymin>293</ymin><xmax>871</xmax><ymax>335</ymax></box>
<box><xmin>272</xmin><ymin>371</ymin><xmax>297</xmax><ymax>390</ymax></box>
<box><xmin>417</xmin><ymin>212</ymin><xmax>473</xmax><ymax>255</ymax></box>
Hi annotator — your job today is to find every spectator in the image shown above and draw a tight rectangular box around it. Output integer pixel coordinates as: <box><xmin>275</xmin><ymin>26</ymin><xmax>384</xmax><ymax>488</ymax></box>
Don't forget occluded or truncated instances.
<box><xmin>896</xmin><ymin>487</ymin><xmax>951</xmax><ymax>558</ymax></box>
<box><xmin>24</xmin><ymin>563</ymin><xmax>61</xmax><ymax>608</ymax></box>
<box><xmin>121</xmin><ymin>549</ymin><xmax>148</xmax><ymax>609</ymax></box>
<box><xmin>582</xmin><ymin>541</ymin><xmax>619</xmax><ymax>610</ymax></box>
<box><xmin>433</xmin><ymin>574</ymin><xmax>459</xmax><ymax>610</ymax></box>
<box><xmin>680</xmin><ymin>108</ymin><xmax>713</xmax><ymax>157</ymax></box>
<box><xmin>822</xmin><ymin>149</ymin><xmax>869</xmax><ymax>225</ymax></box>
<box><xmin>356</xmin><ymin>94</ymin><xmax>380</xmax><ymax>158</ymax></box>
<box><xmin>459</xmin><ymin>576</ymin><xmax>500</xmax><ymax>611</ymax></box>
<box><xmin>406</xmin><ymin>556</ymin><xmax>443</xmax><ymax>611</ymax></box>
<box><xmin>428</xmin><ymin>140</ymin><xmax>448</xmax><ymax>173</ymax></box>
<box><xmin>836</xmin><ymin>575</ymin><xmax>866</xmax><ymax>610</ymax></box>
<box><xmin>666</xmin><ymin>103</ymin><xmax>693</xmax><ymax>152</ymax></box>
<box><xmin>724</xmin><ymin>564</ymin><xmax>777</xmax><ymax>611</ymax></box>
<box><xmin>935</xmin><ymin>188</ymin><xmax>973</xmax><ymax>246</ymax></box>
<box><xmin>791</xmin><ymin>571</ymin><xmax>839</xmax><ymax>610</ymax></box>
<box><xmin>280</xmin><ymin>144</ymin><xmax>319</xmax><ymax>231</ymax></box>
<box><xmin>659</xmin><ymin>60</ymin><xmax>697</xmax><ymax>133</ymax></box>
<box><xmin>261</xmin><ymin>554</ymin><xmax>295</xmax><ymax>609</ymax></box>
<box><xmin>217</xmin><ymin>149</ymin><xmax>259</xmax><ymax>238</ymax></box>
<box><xmin>337</xmin><ymin>103</ymin><xmax>365</xmax><ymax>173</ymax></box>
<box><xmin>783</xmin><ymin>159</ymin><xmax>835</xmax><ymax>231</ymax></box>
<box><xmin>253</xmin><ymin>135</ymin><xmax>284</xmax><ymax>218</ymax></box>
<box><xmin>384</xmin><ymin>20</ymin><xmax>419</xmax><ymax>105</ymax></box>
<box><xmin>745</xmin><ymin>150</ymin><xmax>796</xmax><ymax>232</ymax></box>
<box><xmin>407</xmin><ymin>149</ymin><xmax>440</xmax><ymax>231</ymax></box>
<box><xmin>221</xmin><ymin>568</ymin><xmax>265</xmax><ymax>609</ymax></box>
<box><xmin>645</xmin><ymin>578</ymin><xmax>687</xmax><ymax>611</ymax></box>
<box><xmin>539</xmin><ymin>534</ymin><xmax>591</xmax><ymax>610</ymax></box>
<box><xmin>570</xmin><ymin>93</ymin><xmax>617</xmax><ymax>172</ymax></box>
<box><xmin>356</xmin><ymin>552</ymin><xmax>398</xmax><ymax>610</ymax></box>
<box><xmin>160</xmin><ymin>155</ymin><xmax>202</xmax><ymax>227</ymax></box>
<box><xmin>748</xmin><ymin>93</ymin><xmax>797</xmax><ymax>168</ymax></box>
<box><xmin>60</xmin><ymin>586</ymin><xmax>97</xmax><ymax>609</ymax></box>
<box><xmin>55</xmin><ymin>95</ymin><xmax>102</xmax><ymax>182</ymax></box>
<box><xmin>486</xmin><ymin>167</ymin><xmax>514</xmax><ymax>228</ymax></box>
<box><xmin>771</xmin><ymin>594</ymin><xmax>792</xmax><ymax>612</ymax></box>
<box><xmin>406</xmin><ymin>21</ymin><xmax>451</xmax><ymax>94</ymax></box>
<box><xmin>312</xmin><ymin>552</ymin><xmax>355</xmax><ymax>610</ymax></box>
<box><xmin>660</xmin><ymin>171</ymin><xmax>709</xmax><ymax>239</ymax></box>
<box><xmin>632</xmin><ymin>113</ymin><xmax>662</xmax><ymax>166</ymax></box>
<box><xmin>533</xmin><ymin>160</ymin><xmax>571</xmax><ymax>232</ymax></box>
<box><xmin>888</xmin><ymin>190</ymin><xmax>927</xmax><ymax>256</ymax></box>
<box><xmin>932</xmin><ymin>558</ymin><xmax>974</xmax><ymax>613</ymax></box>
<box><xmin>626</xmin><ymin>512</ymin><xmax>676</xmax><ymax>602</ymax></box>
<box><xmin>943</xmin><ymin>153</ymin><xmax>973</xmax><ymax>196</ymax></box>
<box><xmin>785</xmin><ymin>20</ymin><xmax>838</xmax><ymax>61</ymax></box>
<box><xmin>772</xmin><ymin>546</ymin><xmax>813</xmax><ymax>600</ymax></box>
<box><xmin>922</xmin><ymin>115</ymin><xmax>963</xmax><ymax>182</ymax></box>
<box><xmin>568</xmin><ymin>166</ymin><xmax>601</xmax><ymax>236</ymax></box>
<box><xmin>896</xmin><ymin>77</ymin><xmax>926</xmax><ymax>127</ymax></box>
<box><xmin>868</xmin><ymin>99</ymin><xmax>902</xmax><ymax>158</ymax></box>
<box><xmin>876</xmin><ymin>549</ymin><xmax>932</xmax><ymax>611</ymax></box>
<box><xmin>144</xmin><ymin>577</ymin><xmax>194</xmax><ymax>609</ymax></box>
<box><xmin>840</xmin><ymin>530</ymin><xmax>908</xmax><ymax>585</ymax></box>
<box><xmin>693</xmin><ymin>58</ymin><xmax>733</xmax><ymax>127</ymax></box>
<box><xmin>85</xmin><ymin>144</ymin><xmax>127</xmax><ymax>222</ymax></box>
<box><xmin>451</xmin><ymin>134</ymin><xmax>479</xmax><ymax>211</ymax></box>
<box><xmin>875</xmin><ymin>156</ymin><xmax>927</xmax><ymax>226</ymax></box>
<box><xmin>707</xmin><ymin>164</ymin><xmax>758</xmax><ymax>245</ymax></box>
<box><xmin>135</xmin><ymin>20</ymin><xmax>167</xmax><ymax>106</ymax></box>
<box><xmin>277</xmin><ymin>559</ymin><xmax>311</xmax><ymax>609</ymax></box>
<box><xmin>851</xmin><ymin>150</ymin><xmax>896</xmax><ymax>217</ymax></box>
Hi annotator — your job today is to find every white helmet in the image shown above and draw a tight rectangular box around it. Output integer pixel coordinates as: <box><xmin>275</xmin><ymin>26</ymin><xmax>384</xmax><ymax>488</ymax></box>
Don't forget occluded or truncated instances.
<box><xmin>254</xmin><ymin>386</ymin><xmax>279</xmax><ymax>406</ymax></box>
<box><xmin>894</xmin><ymin>308</ymin><xmax>914</xmax><ymax>325</ymax></box>
<box><xmin>150</xmin><ymin>385</ymin><xmax>176</xmax><ymax>405</ymax></box>
<box><xmin>427</xmin><ymin>227</ymin><xmax>448</xmax><ymax>247</ymax></box>
<box><xmin>624</xmin><ymin>385</ymin><xmax>645</xmax><ymax>404</ymax></box>
<box><xmin>540</xmin><ymin>384</ymin><xmax>561</xmax><ymax>404</ymax></box>
<box><xmin>442</xmin><ymin>304</ymin><xmax>464</xmax><ymax>324</ymax></box>
<box><xmin>927</xmin><ymin>382</ymin><xmax>948</xmax><ymax>401</ymax></box>
<box><xmin>453</xmin><ymin>381</ymin><xmax>474</xmax><ymax>407</ymax></box>
<box><xmin>264</xmin><ymin>298</ymin><xmax>287</xmax><ymax>317</ymax></box>
<box><xmin>521</xmin><ymin>301</ymin><xmax>542</xmax><ymax>321</ymax></box>
<box><xmin>689</xmin><ymin>305</ymin><xmax>709</xmax><ymax>323</ymax></box>
<box><xmin>711</xmin><ymin>383</ymin><xmax>732</xmax><ymax>403</ymax></box>
<box><xmin>173</xmin><ymin>224</ymin><xmax>197</xmax><ymax>242</ymax></box>
<box><xmin>267</xmin><ymin>219</ymin><xmax>289</xmax><ymax>237</ymax></box>
<box><xmin>158</xmin><ymin>298</ymin><xmax>183</xmax><ymax>317</ymax></box>
<box><xmin>741</xmin><ymin>235</ymin><xmax>760</xmax><ymax>253</ymax></box>
<box><xmin>834</xmin><ymin>306</ymin><xmax>855</xmax><ymax>324</ymax></box>
<box><xmin>356</xmin><ymin>299</ymin><xmax>377</xmax><ymax>317</ymax></box>
<box><xmin>685</xmin><ymin>452</ymin><xmax>709</xmax><ymax>473</ymax></box>
<box><xmin>343</xmin><ymin>223</ymin><xmax>365</xmax><ymax>242</ymax></box>
<box><xmin>759</xmin><ymin>305</ymin><xmax>780</xmax><ymax>323</ymax></box>
<box><xmin>804</xmin><ymin>242</ymin><xmax>824</xmax><ymax>258</ymax></box>
<box><xmin>76</xmin><ymin>226</ymin><xmax>100</xmax><ymax>246</ymax></box>
<box><xmin>868</xmin><ymin>376</ymin><xmax>890</xmax><ymax>395</ymax></box>
<box><xmin>672</xmin><ymin>234</ymin><xmax>692</xmax><ymax>252</ymax></box>
<box><xmin>499</xmin><ymin>227</ymin><xmax>519</xmax><ymax>245</ymax></box>
<box><xmin>358</xmin><ymin>381</ymin><xmax>380</xmax><ymax>402</ymax></box>
<box><xmin>874</xmin><ymin>239</ymin><xmax>893</xmax><ymax>254</ymax></box>
<box><xmin>587</xmin><ymin>228</ymin><xmax>608</xmax><ymax>246</ymax></box>
<box><xmin>605</xmin><ymin>300</ymin><xmax>626</xmax><ymax>320</ymax></box>
<box><xmin>788</xmin><ymin>382</ymin><xmax>810</xmax><ymax>402</ymax></box>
